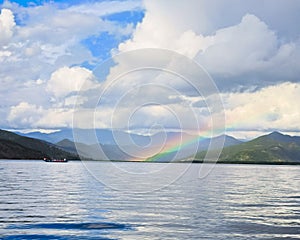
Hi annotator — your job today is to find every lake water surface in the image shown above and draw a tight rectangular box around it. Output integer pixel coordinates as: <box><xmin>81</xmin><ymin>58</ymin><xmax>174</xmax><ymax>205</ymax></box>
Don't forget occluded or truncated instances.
<box><xmin>0</xmin><ymin>160</ymin><xmax>300</xmax><ymax>239</ymax></box>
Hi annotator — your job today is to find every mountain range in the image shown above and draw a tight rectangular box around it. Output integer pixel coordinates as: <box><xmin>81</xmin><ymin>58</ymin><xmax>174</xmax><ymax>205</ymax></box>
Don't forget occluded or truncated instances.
<box><xmin>16</xmin><ymin>129</ymin><xmax>243</xmax><ymax>161</ymax></box>
<box><xmin>0</xmin><ymin>129</ymin><xmax>78</xmax><ymax>160</ymax></box>
<box><xmin>16</xmin><ymin>128</ymin><xmax>154</xmax><ymax>145</ymax></box>
<box><xmin>1</xmin><ymin>128</ymin><xmax>300</xmax><ymax>164</ymax></box>
<box><xmin>193</xmin><ymin>131</ymin><xmax>300</xmax><ymax>164</ymax></box>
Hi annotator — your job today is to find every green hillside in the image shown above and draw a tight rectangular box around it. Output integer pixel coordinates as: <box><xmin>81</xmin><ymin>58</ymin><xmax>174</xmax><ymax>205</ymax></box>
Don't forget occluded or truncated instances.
<box><xmin>0</xmin><ymin>129</ymin><xmax>79</xmax><ymax>160</ymax></box>
<box><xmin>194</xmin><ymin>132</ymin><xmax>300</xmax><ymax>164</ymax></box>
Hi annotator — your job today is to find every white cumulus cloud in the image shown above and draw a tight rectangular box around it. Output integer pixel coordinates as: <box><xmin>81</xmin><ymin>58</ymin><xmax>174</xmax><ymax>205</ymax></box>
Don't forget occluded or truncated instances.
<box><xmin>223</xmin><ymin>82</ymin><xmax>300</xmax><ymax>132</ymax></box>
<box><xmin>0</xmin><ymin>8</ymin><xmax>15</xmax><ymax>46</ymax></box>
<box><xmin>117</xmin><ymin>0</ymin><xmax>300</xmax><ymax>90</ymax></box>
<box><xmin>47</xmin><ymin>66</ymin><xmax>98</xmax><ymax>99</ymax></box>
<box><xmin>7</xmin><ymin>102</ymin><xmax>45</xmax><ymax>127</ymax></box>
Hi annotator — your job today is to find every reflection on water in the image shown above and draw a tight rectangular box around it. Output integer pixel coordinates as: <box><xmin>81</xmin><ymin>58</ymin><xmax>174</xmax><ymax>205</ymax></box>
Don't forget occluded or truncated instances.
<box><xmin>0</xmin><ymin>160</ymin><xmax>299</xmax><ymax>239</ymax></box>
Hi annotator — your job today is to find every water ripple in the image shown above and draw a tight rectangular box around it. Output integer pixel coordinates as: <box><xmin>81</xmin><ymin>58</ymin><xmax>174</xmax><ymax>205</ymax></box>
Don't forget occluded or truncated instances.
<box><xmin>0</xmin><ymin>160</ymin><xmax>300</xmax><ymax>239</ymax></box>
<box><xmin>2</xmin><ymin>234</ymin><xmax>113</xmax><ymax>240</ymax></box>
<box><xmin>7</xmin><ymin>222</ymin><xmax>131</xmax><ymax>230</ymax></box>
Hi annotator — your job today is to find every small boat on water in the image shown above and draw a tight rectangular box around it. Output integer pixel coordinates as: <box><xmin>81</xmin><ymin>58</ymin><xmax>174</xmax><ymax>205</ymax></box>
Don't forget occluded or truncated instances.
<box><xmin>43</xmin><ymin>158</ymin><xmax>68</xmax><ymax>163</ymax></box>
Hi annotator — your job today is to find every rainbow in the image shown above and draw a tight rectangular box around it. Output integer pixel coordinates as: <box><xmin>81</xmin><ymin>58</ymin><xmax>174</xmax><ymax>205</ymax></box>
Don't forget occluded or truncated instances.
<box><xmin>130</xmin><ymin>128</ymin><xmax>220</xmax><ymax>162</ymax></box>
<box><xmin>130</xmin><ymin>111</ymin><xmax>275</xmax><ymax>162</ymax></box>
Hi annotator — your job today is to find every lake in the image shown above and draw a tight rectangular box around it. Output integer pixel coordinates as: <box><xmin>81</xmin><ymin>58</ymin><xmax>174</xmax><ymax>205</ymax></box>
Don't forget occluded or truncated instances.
<box><xmin>0</xmin><ymin>160</ymin><xmax>300</xmax><ymax>239</ymax></box>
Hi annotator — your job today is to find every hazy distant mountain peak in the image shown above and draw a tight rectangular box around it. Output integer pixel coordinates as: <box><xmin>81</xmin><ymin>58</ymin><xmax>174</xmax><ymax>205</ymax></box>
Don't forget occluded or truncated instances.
<box><xmin>268</xmin><ymin>131</ymin><xmax>285</xmax><ymax>137</ymax></box>
<box><xmin>265</xmin><ymin>131</ymin><xmax>299</xmax><ymax>144</ymax></box>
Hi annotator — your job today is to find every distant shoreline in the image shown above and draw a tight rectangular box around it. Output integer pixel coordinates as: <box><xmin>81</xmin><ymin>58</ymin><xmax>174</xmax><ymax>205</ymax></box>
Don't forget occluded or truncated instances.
<box><xmin>1</xmin><ymin>159</ymin><xmax>300</xmax><ymax>166</ymax></box>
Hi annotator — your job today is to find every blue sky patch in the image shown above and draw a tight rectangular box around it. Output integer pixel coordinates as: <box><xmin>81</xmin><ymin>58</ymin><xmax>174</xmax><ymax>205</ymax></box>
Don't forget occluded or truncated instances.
<box><xmin>82</xmin><ymin>32</ymin><xmax>129</xmax><ymax>61</ymax></box>
<box><xmin>104</xmin><ymin>10</ymin><xmax>144</xmax><ymax>26</ymax></box>
<box><xmin>3</xmin><ymin>0</ymin><xmax>87</xmax><ymax>7</ymax></box>
<box><xmin>82</xmin><ymin>10</ymin><xmax>144</xmax><ymax>62</ymax></box>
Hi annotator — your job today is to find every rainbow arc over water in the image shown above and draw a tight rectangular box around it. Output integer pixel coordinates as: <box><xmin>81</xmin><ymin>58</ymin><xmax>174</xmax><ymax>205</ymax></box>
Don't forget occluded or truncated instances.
<box><xmin>130</xmin><ymin>111</ymin><xmax>273</xmax><ymax>162</ymax></box>
<box><xmin>130</xmin><ymin>129</ymin><xmax>219</xmax><ymax>162</ymax></box>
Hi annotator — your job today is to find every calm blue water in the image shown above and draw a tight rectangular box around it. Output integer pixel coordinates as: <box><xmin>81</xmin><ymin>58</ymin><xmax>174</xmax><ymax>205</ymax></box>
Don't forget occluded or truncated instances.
<box><xmin>0</xmin><ymin>160</ymin><xmax>300</xmax><ymax>239</ymax></box>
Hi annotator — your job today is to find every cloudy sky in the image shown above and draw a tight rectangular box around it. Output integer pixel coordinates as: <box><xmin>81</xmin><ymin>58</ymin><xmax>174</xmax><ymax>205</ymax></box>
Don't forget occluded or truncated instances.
<box><xmin>0</xmin><ymin>0</ymin><xmax>300</xmax><ymax>139</ymax></box>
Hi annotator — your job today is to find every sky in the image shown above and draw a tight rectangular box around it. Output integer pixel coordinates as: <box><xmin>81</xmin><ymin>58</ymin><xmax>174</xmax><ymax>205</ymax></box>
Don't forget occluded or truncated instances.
<box><xmin>0</xmin><ymin>0</ymin><xmax>300</xmax><ymax>139</ymax></box>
